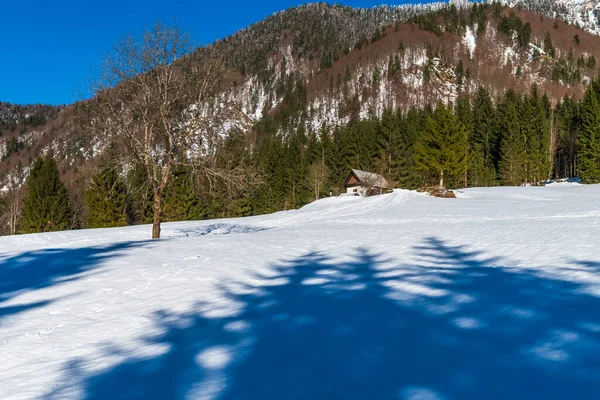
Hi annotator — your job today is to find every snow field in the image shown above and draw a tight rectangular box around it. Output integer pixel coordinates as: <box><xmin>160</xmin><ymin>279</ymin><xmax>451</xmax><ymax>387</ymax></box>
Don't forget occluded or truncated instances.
<box><xmin>1</xmin><ymin>184</ymin><xmax>599</xmax><ymax>399</ymax></box>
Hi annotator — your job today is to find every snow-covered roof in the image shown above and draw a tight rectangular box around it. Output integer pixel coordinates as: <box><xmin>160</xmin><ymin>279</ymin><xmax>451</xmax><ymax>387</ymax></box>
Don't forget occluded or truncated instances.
<box><xmin>348</xmin><ymin>169</ymin><xmax>391</xmax><ymax>188</ymax></box>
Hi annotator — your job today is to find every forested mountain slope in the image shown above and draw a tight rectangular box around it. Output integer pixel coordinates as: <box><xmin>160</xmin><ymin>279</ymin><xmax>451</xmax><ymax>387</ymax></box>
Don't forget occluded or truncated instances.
<box><xmin>2</xmin><ymin>1</ymin><xmax>600</xmax><ymax>233</ymax></box>
<box><xmin>2</xmin><ymin>2</ymin><xmax>599</xmax><ymax>169</ymax></box>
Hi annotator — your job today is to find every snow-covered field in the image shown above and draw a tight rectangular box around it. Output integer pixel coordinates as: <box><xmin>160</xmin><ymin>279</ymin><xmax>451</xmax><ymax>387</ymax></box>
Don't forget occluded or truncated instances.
<box><xmin>1</xmin><ymin>185</ymin><xmax>600</xmax><ymax>399</ymax></box>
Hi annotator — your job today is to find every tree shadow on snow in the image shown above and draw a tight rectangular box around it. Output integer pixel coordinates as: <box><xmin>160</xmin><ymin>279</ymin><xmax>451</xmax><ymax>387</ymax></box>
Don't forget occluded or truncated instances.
<box><xmin>175</xmin><ymin>224</ymin><xmax>270</xmax><ymax>238</ymax></box>
<box><xmin>0</xmin><ymin>241</ymin><xmax>150</xmax><ymax>323</ymax></box>
<box><xmin>48</xmin><ymin>238</ymin><xmax>600</xmax><ymax>399</ymax></box>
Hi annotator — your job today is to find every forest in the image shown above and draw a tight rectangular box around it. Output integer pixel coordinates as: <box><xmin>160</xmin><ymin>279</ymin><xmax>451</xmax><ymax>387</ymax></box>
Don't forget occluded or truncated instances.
<box><xmin>2</xmin><ymin>2</ymin><xmax>600</xmax><ymax>235</ymax></box>
<box><xmin>4</xmin><ymin>75</ymin><xmax>600</xmax><ymax>235</ymax></box>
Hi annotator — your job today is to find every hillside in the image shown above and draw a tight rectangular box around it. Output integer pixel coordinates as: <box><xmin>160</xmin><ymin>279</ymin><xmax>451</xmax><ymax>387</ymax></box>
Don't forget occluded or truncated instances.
<box><xmin>2</xmin><ymin>1</ymin><xmax>600</xmax><ymax>236</ymax></box>
<box><xmin>1</xmin><ymin>184</ymin><xmax>599</xmax><ymax>398</ymax></box>
<box><xmin>0</xmin><ymin>103</ymin><xmax>63</xmax><ymax>161</ymax></box>
<box><xmin>500</xmin><ymin>0</ymin><xmax>600</xmax><ymax>35</ymax></box>
<box><xmin>2</xmin><ymin>1</ymin><xmax>600</xmax><ymax>174</ymax></box>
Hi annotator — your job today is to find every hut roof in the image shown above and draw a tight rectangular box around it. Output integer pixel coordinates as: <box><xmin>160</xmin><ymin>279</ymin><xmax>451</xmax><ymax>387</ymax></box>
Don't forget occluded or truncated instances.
<box><xmin>345</xmin><ymin>169</ymin><xmax>391</xmax><ymax>188</ymax></box>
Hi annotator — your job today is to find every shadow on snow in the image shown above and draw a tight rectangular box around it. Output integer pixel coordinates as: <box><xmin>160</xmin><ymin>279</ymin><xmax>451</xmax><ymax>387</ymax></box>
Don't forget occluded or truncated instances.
<box><xmin>0</xmin><ymin>241</ymin><xmax>150</xmax><ymax>323</ymax></box>
<box><xmin>48</xmin><ymin>237</ymin><xmax>600</xmax><ymax>399</ymax></box>
<box><xmin>175</xmin><ymin>224</ymin><xmax>270</xmax><ymax>238</ymax></box>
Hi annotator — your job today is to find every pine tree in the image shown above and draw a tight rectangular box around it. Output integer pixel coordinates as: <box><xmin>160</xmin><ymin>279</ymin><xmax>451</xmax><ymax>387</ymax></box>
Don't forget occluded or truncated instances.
<box><xmin>520</xmin><ymin>92</ymin><xmax>539</xmax><ymax>183</ymax></box>
<box><xmin>577</xmin><ymin>84</ymin><xmax>600</xmax><ymax>183</ymax></box>
<box><xmin>20</xmin><ymin>155</ymin><xmax>72</xmax><ymax>233</ymax></box>
<box><xmin>329</xmin><ymin>126</ymin><xmax>351</xmax><ymax>191</ymax></box>
<box><xmin>455</xmin><ymin>96</ymin><xmax>473</xmax><ymax>187</ymax></box>
<box><xmin>471</xmin><ymin>87</ymin><xmax>498</xmax><ymax>184</ymax></box>
<box><xmin>543</xmin><ymin>32</ymin><xmax>555</xmax><ymax>58</ymax></box>
<box><xmin>126</xmin><ymin>165</ymin><xmax>154</xmax><ymax>225</ymax></box>
<box><xmin>395</xmin><ymin>108</ymin><xmax>424</xmax><ymax>189</ymax></box>
<box><xmin>498</xmin><ymin>92</ymin><xmax>527</xmax><ymax>185</ymax></box>
<box><xmin>85</xmin><ymin>167</ymin><xmax>128</xmax><ymax>228</ymax></box>
<box><xmin>554</xmin><ymin>95</ymin><xmax>579</xmax><ymax>178</ymax></box>
<box><xmin>284</xmin><ymin>130</ymin><xmax>307</xmax><ymax>209</ymax></box>
<box><xmin>527</xmin><ymin>87</ymin><xmax>551</xmax><ymax>183</ymax></box>
<box><xmin>162</xmin><ymin>168</ymin><xmax>206</xmax><ymax>222</ymax></box>
<box><xmin>414</xmin><ymin>103</ymin><xmax>468</xmax><ymax>188</ymax></box>
<box><xmin>377</xmin><ymin>108</ymin><xmax>399</xmax><ymax>176</ymax></box>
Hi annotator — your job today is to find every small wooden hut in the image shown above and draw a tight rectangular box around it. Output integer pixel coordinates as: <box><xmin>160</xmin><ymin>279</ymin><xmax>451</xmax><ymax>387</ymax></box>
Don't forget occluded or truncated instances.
<box><xmin>343</xmin><ymin>169</ymin><xmax>391</xmax><ymax>196</ymax></box>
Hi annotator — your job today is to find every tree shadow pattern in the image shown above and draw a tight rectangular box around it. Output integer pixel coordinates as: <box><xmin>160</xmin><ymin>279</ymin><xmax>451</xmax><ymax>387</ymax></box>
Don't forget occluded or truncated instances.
<box><xmin>0</xmin><ymin>241</ymin><xmax>150</xmax><ymax>323</ymax></box>
<box><xmin>47</xmin><ymin>237</ymin><xmax>600</xmax><ymax>399</ymax></box>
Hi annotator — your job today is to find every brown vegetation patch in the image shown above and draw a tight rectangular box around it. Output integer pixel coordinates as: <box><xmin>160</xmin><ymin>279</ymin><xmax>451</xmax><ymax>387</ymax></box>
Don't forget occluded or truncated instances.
<box><xmin>418</xmin><ymin>186</ymin><xmax>457</xmax><ymax>198</ymax></box>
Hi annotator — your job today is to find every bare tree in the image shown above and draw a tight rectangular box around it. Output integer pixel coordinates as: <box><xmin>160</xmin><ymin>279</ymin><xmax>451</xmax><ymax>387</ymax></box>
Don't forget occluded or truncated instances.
<box><xmin>0</xmin><ymin>165</ymin><xmax>26</xmax><ymax>235</ymax></box>
<box><xmin>83</xmin><ymin>22</ymin><xmax>243</xmax><ymax>238</ymax></box>
<box><xmin>307</xmin><ymin>162</ymin><xmax>329</xmax><ymax>201</ymax></box>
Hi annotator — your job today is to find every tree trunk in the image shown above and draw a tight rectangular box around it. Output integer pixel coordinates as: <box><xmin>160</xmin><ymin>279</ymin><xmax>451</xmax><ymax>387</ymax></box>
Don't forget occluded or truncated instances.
<box><xmin>439</xmin><ymin>169</ymin><xmax>444</xmax><ymax>189</ymax></box>
<box><xmin>152</xmin><ymin>190</ymin><xmax>162</xmax><ymax>239</ymax></box>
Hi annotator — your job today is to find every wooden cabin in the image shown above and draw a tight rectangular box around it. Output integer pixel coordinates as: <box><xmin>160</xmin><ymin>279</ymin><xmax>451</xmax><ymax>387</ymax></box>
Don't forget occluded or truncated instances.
<box><xmin>343</xmin><ymin>169</ymin><xmax>391</xmax><ymax>196</ymax></box>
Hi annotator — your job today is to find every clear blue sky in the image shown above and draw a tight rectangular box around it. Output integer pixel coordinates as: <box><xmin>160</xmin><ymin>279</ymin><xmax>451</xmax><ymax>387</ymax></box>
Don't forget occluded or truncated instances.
<box><xmin>0</xmin><ymin>1</ymin><xmax>421</xmax><ymax>106</ymax></box>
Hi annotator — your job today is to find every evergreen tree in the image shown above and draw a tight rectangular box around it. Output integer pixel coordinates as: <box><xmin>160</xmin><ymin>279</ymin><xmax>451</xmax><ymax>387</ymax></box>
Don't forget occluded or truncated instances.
<box><xmin>520</xmin><ymin>91</ymin><xmax>539</xmax><ymax>183</ymax></box>
<box><xmin>395</xmin><ymin>108</ymin><xmax>426</xmax><ymax>189</ymax></box>
<box><xmin>455</xmin><ymin>96</ymin><xmax>473</xmax><ymax>187</ymax></box>
<box><xmin>498</xmin><ymin>92</ymin><xmax>527</xmax><ymax>185</ymax></box>
<box><xmin>377</xmin><ymin>108</ymin><xmax>398</xmax><ymax>176</ymax></box>
<box><xmin>554</xmin><ymin>95</ymin><xmax>579</xmax><ymax>178</ymax></box>
<box><xmin>330</xmin><ymin>126</ymin><xmax>352</xmax><ymax>190</ymax></box>
<box><xmin>163</xmin><ymin>168</ymin><xmax>206</xmax><ymax>222</ymax></box>
<box><xmin>529</xmin><ymin>87</ymin><xmax>551</xmax><ymax>183</ymax></box>
<box><xmin>577</xmin><ymin>84</ymin><xmax>600</xmax><ymax>183</ymax></box>
<box><xmin>85</xmin><ymin>167</ymin><xmax>128</xmax><ymax>228</ymax></box>
<box><xmin>471</xmin><ymin>87</ymin><xmax>498</xmax><ymax>184</ymax></box>
<box><xmin>415</xmin><ymin>103</ymin><xmax>468</xmax><ymax>188</ymax></box>
<box><xmin>468</xmin><ymin>143</ymin><xmax>491</xmax><ymax>187</ymax></box>
<box><xmin>284</xmin><ymin>130</ymin><xmax>307</xmax><ymax>209</ymax></box>
<box><xmin>20</xmin><ymin>155</ymin><xmax>72</xmax><ymax>233</ymax></box>
<box><xmin>543</xmin><ymin>32</ymin><xmax>555</xmax><ymax>58</ymax></box>
<box><xmin>126</xmin><ymin>165</ymin><xmax>154</xmax><ymax>225</ymax></box>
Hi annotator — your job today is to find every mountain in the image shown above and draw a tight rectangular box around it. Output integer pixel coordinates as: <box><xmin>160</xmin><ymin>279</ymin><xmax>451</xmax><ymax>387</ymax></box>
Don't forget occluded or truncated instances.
<box><xmin>2</xmin><ymin>0</ymin><xmax>600</xmax><ymax>231</ymax></box>
<box><xmin>2</xmin><ymin>2</ymin><xmax>599</xmax><ymax>171</ymax></box>
<box><xmin>1</xmin><ymin>183</ymin><xmax>599</xmax><ymax>398</ymax></box>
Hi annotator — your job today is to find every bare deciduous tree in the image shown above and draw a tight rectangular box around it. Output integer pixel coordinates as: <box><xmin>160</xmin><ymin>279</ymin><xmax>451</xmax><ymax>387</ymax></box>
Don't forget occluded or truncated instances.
<box><xmin>307</xmin><ymin>162</ymin><xmax>329</xmax><ymax>201</ymax></box>
<box><xmin>0</xmin><ymin>165</ymin><xmax>26</xmax><ymax>235</ymax></box>
<box><xmin>83</xmin><ymin>22</ymin><xmax>247</xmax><ymax>238</ymax></box>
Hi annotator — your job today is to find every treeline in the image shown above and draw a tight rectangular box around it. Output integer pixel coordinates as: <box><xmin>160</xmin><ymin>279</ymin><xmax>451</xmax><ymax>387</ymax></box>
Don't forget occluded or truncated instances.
<box><xmin>0</xmin><ymin>102</ymin><xmax>62</xmax><ymax>133</ymax></box>
<box><xmin>3</xmin><ymin>78</ymin><xmax>600</xmax><ymax>234</ymax></box>
<box><xmin>250</xmin><ymin>78</ymin><xmax>599</xmax><ymax>209</ymax></box>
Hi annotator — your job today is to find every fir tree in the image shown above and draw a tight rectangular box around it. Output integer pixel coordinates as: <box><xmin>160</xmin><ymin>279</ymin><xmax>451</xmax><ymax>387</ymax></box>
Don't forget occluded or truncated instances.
<box><xmin>455</xmin><ymin>96</ymin><xmax>473</xmax><ymax>186</ymax></box>
<box><xmin>163</xmin><ymin>168</ymin><xmax>206</xmax><ymax>222</ymax></box>
<box><xmin>393</xmin><ymin>108</ymin><xmax>423</xmax><ymax>189</ymax></box>
<box><xmin>554</xmin><ymin>94</ymin><xmax>579</xmax><ymax>178</ymax></box>
<box><xmin>577</xmin><ymin>84</ymin><xmax>600</xmax><ymax>183</ymax></box>
<box><xmin>377</xmin><ymin>108</ymin><xmax>398</xmax><ymax>176</ymax></box>
<box><xmin>415</xmin><ymin>103</ymin><xmax>468</xmax><ymax>188</ymax></box>
<box><xmin>85</xmin><ymin>167</ymin><xmax>128</xmax><ymax>228</ymax></box>
<box><xmin>529</xmin><ymin>87</ymin><xmax>551</xmax><ymax>183</ymax></box>
<box><xmin>126</xmin><ymin>165</ymin><xmax>154</xmax><ymax>225</ymax></box>
<box><xmin>498</xmin><ymin>92</ymin><xmax>527</xmax><ymax>185</ymax></box>
<box><xmin>20</xmin><ymin>155</ymin><xmax>72</xmax><ymax>233</ymax></box>
<box><xmin>543</xmin><ymin>32</ymin><xmax>555</xmax><ymax>58</ymax></box>
<box><xmin>471</xmin><ymin>87</ymin><xmax>498</xmax><ymax>185</ymax></box>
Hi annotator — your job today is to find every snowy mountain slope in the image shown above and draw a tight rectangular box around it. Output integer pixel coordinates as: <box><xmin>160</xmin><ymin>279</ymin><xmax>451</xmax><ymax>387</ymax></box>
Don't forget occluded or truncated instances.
<box><xmin>499</xmin><ymin>0</ymin><xmax>600</xmax><ymax>35</ymax></box>
<box><xmin>4</xmin><ymin>1</ymin><xmax>600</xmax><ymax>184</ymax></box>
<box><xmin>2</xmin><ymin>185</ymin><xmax>600</xmax><ymax>399</ymax></box>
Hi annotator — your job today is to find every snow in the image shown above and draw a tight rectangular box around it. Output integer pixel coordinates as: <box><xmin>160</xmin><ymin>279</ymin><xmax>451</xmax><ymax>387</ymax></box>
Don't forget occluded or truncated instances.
<box><xmin>463</xmin><ymin>26</ymin><xmax>477</xmax><ymax>58</ymax></box>
<box><xmin>2</xmin><ymin>185</ymin><xmax>600</xmax><ymax>399</ymax></box>
<box><xmin>499</xmin><ymin>0</ymin><xmax>600</xmax><ymax>36</ymax></box>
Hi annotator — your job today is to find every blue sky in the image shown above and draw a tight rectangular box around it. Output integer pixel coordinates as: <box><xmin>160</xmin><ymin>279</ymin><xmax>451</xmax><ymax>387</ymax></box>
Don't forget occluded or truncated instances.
<box><xmin>0</xmin><ymin>1</ymin><xmax>420</xmax><ymax>106</ymax></box>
